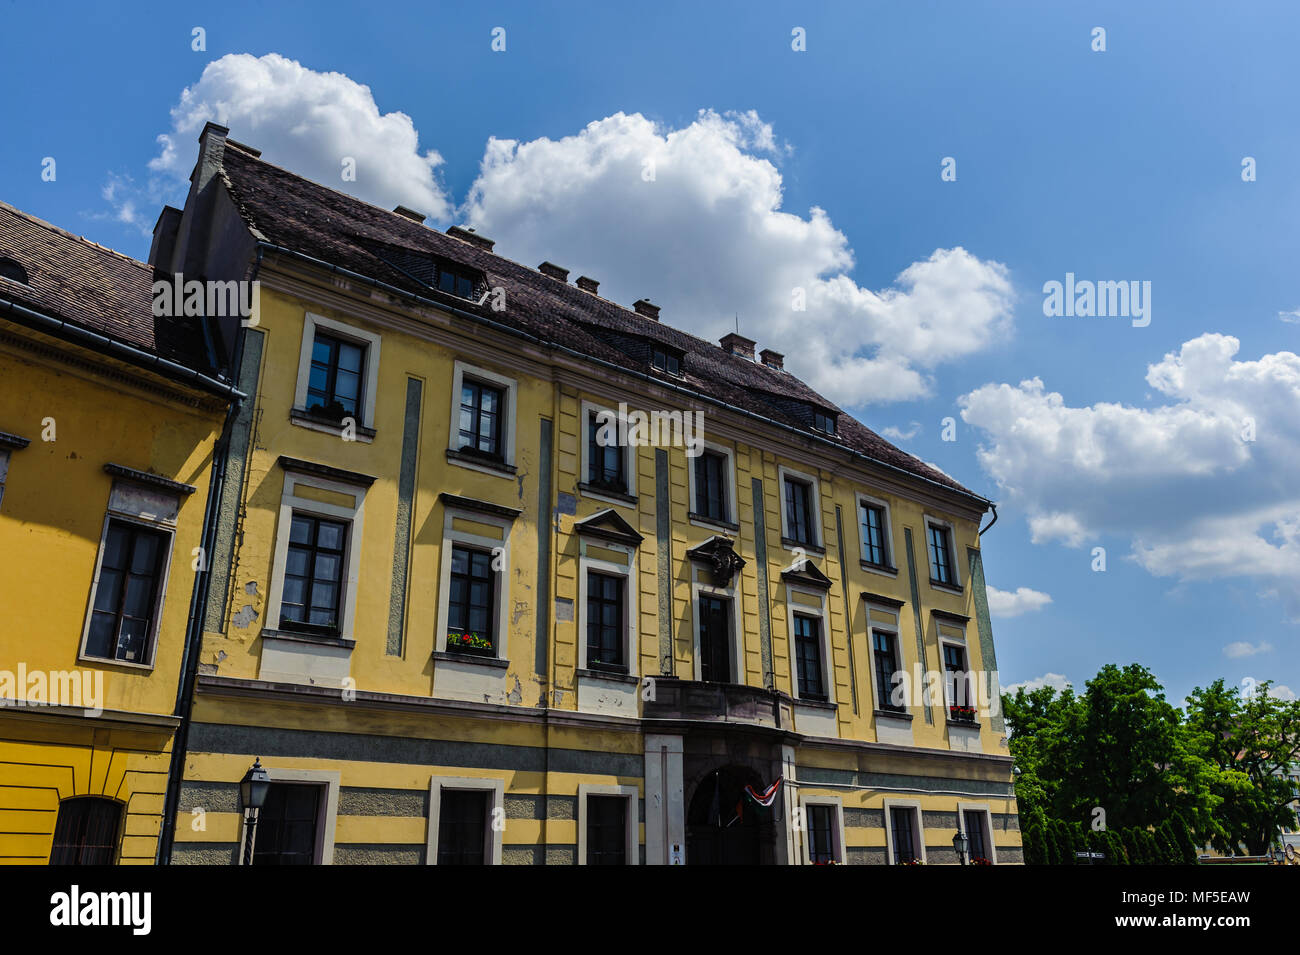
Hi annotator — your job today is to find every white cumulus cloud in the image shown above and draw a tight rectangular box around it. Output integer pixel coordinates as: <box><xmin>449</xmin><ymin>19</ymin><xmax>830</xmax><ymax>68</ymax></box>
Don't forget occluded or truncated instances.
<box><xmin>1005</xmin><ymin>672</ymin><xmax>1072</xmax><ymax>695</ymax></box>
<box><xmin>986</xmin><ymin>585</ymin><xmax>1053</xmax><ymax>618</ymax></box>
<box><xmin>1223</xmin><ymin>641</ymin><xmax>1273</xmax><ymax>658</ymax></box>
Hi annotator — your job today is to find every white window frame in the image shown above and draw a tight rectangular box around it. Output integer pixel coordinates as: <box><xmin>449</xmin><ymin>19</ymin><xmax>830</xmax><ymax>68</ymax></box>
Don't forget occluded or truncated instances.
<box><xmin>577</xmin><ymin>548</ymin><xmax>639</xmax><ymax>676</ymax></box>
<box><xmin>78</xmin><ymin>482</ymin><xmax>183</xmax><ymax>671</ymax></box>
<box><xmin>447</xmin><ymin>360</ymin><xmax>518</xmax><ymax>474</ymax></box>
<box><xmin>939</xmin><ymin>634</ymin><xmax>973</xmax><ymax>711</ymax></box>
<box><xmin>855</xmin><ymin>491</ymin><xmax>897</xmax><ymax>575</ymax></box>
<box><xmin>923</xmin><ymin>515</ymin><xmax>962</xmax><ymax>591</ymax></box>
<box><xmin>690</xmin><ymin>579</ymin><xmax>744</xmax><ymax>684</ymax></box>
<box><xmin>882</xmin><ymin>798</ymin><xmax>925</xmax><ymax>865</ymax></box>
<box><xmin>238</xmin><ymin>767</ymin><xmax>340</xmax><ymax>865</ymax></box>
<box><xmin>687</xmin><ymin>439</ymin><xmax>737</xmax><ymax>527</ymax></box>
<box><xmin>866</xmin><ymin>619</ymin><xmax>907</xmax><ymax>713</ymax></box>
<box><xmin>577</xmin><ymin>783</ymin><xmax>639</xmax><ymax>865</ymax></box>
<box><xmin>435</xmin><ymin>503</ymin><xmax>513</xmax><ymax>659</ymax></box>
<box><xmin>266</xmin><ymin>471</ymin><xmax>368</xmax><ymax>641</ymax></box>
<box><xmin>293</xmin><ymin>312</ymin><xmax>382</xmax><ymax>433</ymax></box>
<box><xmin>426</xmin><ymin>775</ymin><xmax>504</xmax><ymax>865</ymax></box>
<box><xmin>798</xmin><ymin>794</ymin><xmax>846</xmax><ymax>865</ymax></box>
<box><xmin>777</xmin><ymin>464</ymin><xmax>821</xmax><ymax>550</ymax></box>
<box><xmin>785</xmin><ymin>584</ymin><xmax>832</xmax><ymax>704</ymax></box>
<box><xmin>579</xmin><ymin>398</ymin><xmax>638</xmax><ymax>506</ymax></box>
<box><xmin>957</xmin><ymin>801</ymin><xmax>998</xmax><ymax>865</ymax></box>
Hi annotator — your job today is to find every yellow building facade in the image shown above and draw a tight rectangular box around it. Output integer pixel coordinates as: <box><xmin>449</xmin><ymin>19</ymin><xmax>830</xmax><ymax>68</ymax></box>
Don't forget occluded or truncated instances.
<box><xmin>164</xmin><ymin>124</ymin><xmax>1021</xmax><ymax>865</ymax></box>
<box><xmin>0</xmin><ymin>202</ymin><xmax>237</xmax><ymax>864</ymax></box>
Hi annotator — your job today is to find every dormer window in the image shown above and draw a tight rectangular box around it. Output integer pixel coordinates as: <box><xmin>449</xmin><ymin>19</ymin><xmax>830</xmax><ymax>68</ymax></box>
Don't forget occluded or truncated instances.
<box><xmin>436</xmin><ymin>262</ymin><xmax>479</xmax><ymax>300</ymax></box>
<box><xmin>652</xmin><ymin>348</ymin><xmax>681</xmax><ymax>376</ymax></box>
<box><xmin>812</xmin><ymin>409</ymin><xmax>837</xmax><ymax>435</ymax></box>
<box><xmin>0</xmin><ymin>257</ymin><xmax>29</xmax><ymax>285</ymax></box>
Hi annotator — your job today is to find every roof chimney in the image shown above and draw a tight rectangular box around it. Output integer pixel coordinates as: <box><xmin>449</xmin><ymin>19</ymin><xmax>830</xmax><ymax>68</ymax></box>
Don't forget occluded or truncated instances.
<box><xmin>538</xmin><ymin>262</ymin><xmax>569</xmax><ymax>282</ymax></box>
<box><xmin>446</xmin><ymin>226</ymin><xmax>495</xmax><ymax>253</ymax></box>
<box><xmin>393</xmin><ymin>205</ymin><xmax>426</xmax><ymax>224</ymax></box>
<box><xmin>576</xmin><ymin>275</ymin><xmax>599</xmax><ymax>294</ymax></box>
<box><xmin>720</xmin><ymin>332</ymin><xmax>756</xmax><ymax>360</ymax></box>
<box><xmin>148</xmin><ymin>206</ymin><xmax>182</xmax><ymax>270</ymax></box>
<box><xmin>759</xmin><ymin>348</ymin><xmax>784</xmax><ymax>370</ymax></box>
<box><xmin>633</xmin><ymin>299</ymin><xmax>660</xmax><ymax>321</ymax></box>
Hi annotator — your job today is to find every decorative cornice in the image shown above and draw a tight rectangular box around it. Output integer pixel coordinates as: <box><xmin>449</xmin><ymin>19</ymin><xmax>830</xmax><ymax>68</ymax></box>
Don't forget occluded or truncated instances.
<box><xmin>438</xmin><ymin>492</ymin><xmax>521</xmax><ymax>521</ymax></box>
<box><xmin>781</xmin><ymin>560</ymin><xmax>834</xmax><ymax>591</ymax></box>
<box><xmin>574</xmin><ymin>507</ymin><xmax>643</xmax><ymax>546</ymax></box>
<box><xmin>686</xmin><ymin>535</ymin><xmax>747</xmax><ymax>587</ymax></box>
<box><xmin>278</xmin><ymin>455</ymin><xmax>376</xmax><ymax>488</ymax></box>
<box><xmin>862</xmin><ymin>591</ymin><xmax>907</xmax><ymax>610</ymax></box>
<box><xmin>932</xmin><ymin>609</ymin><xmax>971</xmax><ymax>625</ymax></box>
<box><xmin>103</xmin><ymin>462</ymin><xmax>197</xmax><ymax>495</ymax></box>
<box><xmin>0</xmin><ymin>430</ymin><xmax>31</xmax><ymax>450</ymax></box>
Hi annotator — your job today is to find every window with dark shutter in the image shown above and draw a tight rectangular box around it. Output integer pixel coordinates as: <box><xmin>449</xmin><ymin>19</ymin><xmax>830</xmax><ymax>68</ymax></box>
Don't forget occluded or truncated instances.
<box><xmin>889</xmin><ymin>806</ymin><xmax>919</xmax><ymax>864</ymax></box>
<box><xmin>438</xmin><ymin>790</ymin><xmax>490</xmax><ymax>865</ymax></box>
<box><xmin>251</xmin><ymin>783</ymin><xmax>321</xmax><ymax>865</ymax></box>
<box><xmin>586</xmin><ymin>795</ymin><xmax>628</xmax><ymax>865</ymax></box>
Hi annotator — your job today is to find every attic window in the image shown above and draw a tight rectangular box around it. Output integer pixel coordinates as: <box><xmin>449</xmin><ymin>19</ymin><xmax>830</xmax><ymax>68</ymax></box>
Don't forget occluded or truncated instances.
<box><xmin>652</xmin><ymin>348</ymin><xmax>681</xmax><ymax>376</ymax></box>
<box><xmin>436</xmin><ymin>262</ymin><xmax>480</xmax><ymax>300</ymax></box>
<box><xmin>812</xmin><ymin>410</ymin><xmax>837</xmax><ymax>435</ymax></box>
<box><xmin>0</xmin><ymin>257</ymin><xmax>29</xmax><ymax>285</ymax></box>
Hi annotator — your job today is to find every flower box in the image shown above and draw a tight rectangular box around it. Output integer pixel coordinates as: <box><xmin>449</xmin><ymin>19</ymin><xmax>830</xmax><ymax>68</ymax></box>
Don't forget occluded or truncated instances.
<box><xmin>445</xmin><ymin>632</ymin><xmax>494</xmax><ymax>656</ymax></box>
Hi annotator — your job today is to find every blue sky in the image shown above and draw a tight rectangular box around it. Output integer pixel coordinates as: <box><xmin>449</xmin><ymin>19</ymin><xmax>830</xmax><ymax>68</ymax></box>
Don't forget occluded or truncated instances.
<box><xmin>3</xmin><ymin>1</ymin><xmax>1297</xmax><ymax>703</ymax></box>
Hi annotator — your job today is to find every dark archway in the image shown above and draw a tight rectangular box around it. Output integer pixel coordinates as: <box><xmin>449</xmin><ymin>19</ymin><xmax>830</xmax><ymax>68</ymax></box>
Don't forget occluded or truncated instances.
<box><xmin>686</xmin><ymin>765</ymin><xmax>773</xmax><ymax>865</ymax></box>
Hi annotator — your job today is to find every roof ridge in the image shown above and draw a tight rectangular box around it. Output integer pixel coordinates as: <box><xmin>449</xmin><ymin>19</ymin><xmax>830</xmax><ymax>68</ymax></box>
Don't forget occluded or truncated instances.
<box><xmin>0</xmin><ymin>200</ymin><xmax>152</xmax><ymax>273</ymax></box>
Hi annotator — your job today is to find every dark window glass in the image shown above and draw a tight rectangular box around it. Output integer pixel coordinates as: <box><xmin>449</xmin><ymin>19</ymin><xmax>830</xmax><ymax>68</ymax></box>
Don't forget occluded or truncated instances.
<box><xmin>963</xmin><ymin>809</ymin><xmax>989</xmax><ymax>863</ymax></box>
<box><xmin>436</xmin><ymin>265</ymin><xmax>478</xmax><ymax>300</ymax></box>
<box><xmin>280</xmin><ymin>513</ymin><xmax>347</xmax><ymax>632</ymax></box>
<box><xmin>458</xmin><ymin>379</ymin><xmax>504</xmax><ymax>459</ymax></box>
<box><xmin>587</xmin><ymin>412</ymin><xmax>627</xmax><ymax>492</ymax></box>
<box><xmin>438</xmin><ymin>790</ymin><xmax>489</xmax><ymax>865</ymax></box>
<box><xmin>793</xmin><ymin>614</ymin><xmax>826</xmax><ymax>701</ymax></box>
<box><xmin>586</xmin><ymin>571</ymin><xmax>625</xmax><ymax>671</ymax></box>
<box><xmin>807</xmin><ymin>804</ymin><xmax>836</xmax><ymax>864</ymax></box>
<box><xmin>890</xmin><ymin>807</ymin><xmax>918</xmax><ymax>864</ymax></box>
<box><xmin>306</xmin><ymin>332</ymin><xmax>365</xmax><ymax>421</ymax></box>
<box><xmin>447</xmin><ymin>545</ymin><xmax>495</xmax><ymax>652</ymax></box>
<box><xmin>813</xmin><ymin>410</ymin><xmax>837</xmax><ymax>434</ymax></box>
<box><xmin>873</xmin><ymin>630</ymin><xmax>904</xmax><ymax>712</ymax></box>
<box><xmin>0</xmin><ymin>257</ymin><xmax>29</xmax><ymax>284</ymax></box>
<box><xmin>694</xmin><ymin>450</ymin><xmax>728</xmax><ymax>521</ymax></box>
<box><xmin>784</xmin><ymin>477</ymin><xmax>815</xmax><ymax>546</ymax></box>
<box><xmin>944</xmin><ymin>643</ymin><xmax>974</xmax><ymax>718</ymax></box>
<box><xmin>928</xmin><ymin>524</ymin><xmax>954</xmax><ymax>585</ymax></box>
<box><xmin>49</xmin><ymin>798</ymin><xmax>122</xmax><ymax>865</ymax></box>
<box><xmin>86</xmin><ymin>520</ymin><xmax>168</xmax><ymax>663</ymax></box>
<box><xmin>586</xmin><ymin>795</ymin><xmax>628</xmax><ymax>865</ymax></box>
<box><xmin>860</xmin><ymin>503</ymin><xmax>890</xmax><ymax>567</ymax></box>
<box><xmin>652</xmin><ymin>349</ymin><xmax>680</xmax><ymax>375</ymax></box>
<box><xmin>252</xmin><ymin>783</ymin><xmax>320</xmax><ymax>865</ymax></box>
<box><xmin>698</xmin><ymin>595</ymin><xmax>731</xmax><ymax>683</ymax></box>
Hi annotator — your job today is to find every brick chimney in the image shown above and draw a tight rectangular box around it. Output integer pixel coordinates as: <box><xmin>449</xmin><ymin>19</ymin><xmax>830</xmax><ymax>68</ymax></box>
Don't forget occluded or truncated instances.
<box><xmin>633</xmin><ymin>299</ymin><xmax>660</xmax><ymax>321</ymax></box>
<box><xmin>446</xmin><ymin>226</ymin><xmax>495</xmax><ymax>252</ymax></box>
<box><xmin>759</xmin><ymin>348</ymin><xmax>784</xmax><ymax>370</ymax></box>
<box><xmin>538</xmin><ymin>262</ymin><xmax>569</xmax><ymax>282</ymax></box>
<box><xmin>393</xmin><ymin>205</ymin><xmax>426</xmax><ymax>224</ymax></box>
<box><xmin>720</xmin><ymin>332</ymin><xmax>756</xmax><ymax>360</ymax></box>
<box><xmin>576</xmin><ymin>276</ymin><xmax>599</xmax><ymax>294</ymax></box>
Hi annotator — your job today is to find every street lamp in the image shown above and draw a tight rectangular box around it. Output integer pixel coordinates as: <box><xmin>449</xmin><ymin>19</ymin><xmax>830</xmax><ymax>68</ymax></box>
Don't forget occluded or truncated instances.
<box><xmin>239</xmin><ymin>758</ymin><xmax>271</xmax><ymax>865</ymax></box>
<box><xmin>952</xmin><ymin>829</ymin><xmax>969</xmax><ymax>866</ymax></box>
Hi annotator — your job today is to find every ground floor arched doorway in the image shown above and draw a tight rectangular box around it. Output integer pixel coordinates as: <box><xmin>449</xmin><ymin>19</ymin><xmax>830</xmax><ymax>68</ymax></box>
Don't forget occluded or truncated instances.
<box><xmin>686</xmin><ymin>765</ymin><xmax>775</xmax><ymax>864</ymax></box>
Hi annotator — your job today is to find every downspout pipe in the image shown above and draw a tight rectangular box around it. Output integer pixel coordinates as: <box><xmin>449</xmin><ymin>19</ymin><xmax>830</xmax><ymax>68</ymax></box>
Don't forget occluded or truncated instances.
<box><xmin>978</xmin><ymin>503</ymin><xmax>999</xmax><ymax>537</ymax></box>
<box><xmin>251</xmin><ymin>242</ymin><xmax>994</xmax><ymax>512</ymax></box>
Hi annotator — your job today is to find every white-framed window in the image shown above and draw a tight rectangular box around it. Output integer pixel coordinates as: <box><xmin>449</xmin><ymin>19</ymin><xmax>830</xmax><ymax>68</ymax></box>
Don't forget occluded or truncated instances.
<box><xmin>940</xmin><ymin>635</ymin><xmax>976</xmax><ymax>721</ymax></box>
<box><xmin>447</xmin><ymin>360</ymin><xmax>518</xmax><ymax>475</ymax></box>
<box><xmin>687</xmin><ymin>439</ymin><xmax>737</xmax><ymax>527</ymax></box>
<box><xmin>798</xmin><ymin>795</ymin><xmax>845</xmax><ymax>864</ymax></box>
<box><xmin>239</xmin><ymin>767</ymin><xmax>340</xmax><ymax>865</ymax></box>
<box><xmin>435</xmin><ymin>502</ymin><xmax>513</xmax><ymax>660</ymax></box>
<box><xmin>957</xmin><ymin>801</ymin><xmax>997</xmax><ymax>864</ymax></box>
<box><xmin>578</xmin><ymin>549</ymin><xmax>639</xmax><ymax>676</ymax></box>
<box><xmin>579</xmin><ymin>399</ymin><xmax>638</xmax><ymax>504</ymax></box>
<box><xmin>292</xmin><ymin>312</ymin><xmax>382</xmax><ymax>435</ymax></box>
<box><xmin>266</xmin><ymin>466</ymin><xmax>368</xmax><ymax>641</ymax></box>
<box><xmin>578</xmin><ymin>783</ymin><xmax>639</xmax><ymax>865</ymax></box>
<box><xmin>867</xmin><ymin>622</ymin><xmax>907</xmax><ymax>714</ymax></box>
<box><xmin>690</xmin><ymin>578</ymin><xmax>744</xmax><ymax>684</ymax></box>
<box><xmin>426</xmin><ymin>776</ymin><xmax>504</xmax><ymax>865</ymax></box>
<box><xmin>78</xmin><ymin>476</ymin><xmax>188</xmax><ymax>669</ymax></box>
<box><xmin>785</xmin><ymin>585</ymin><xmax>831</xmax><ymax>704</ymax></box>
<box><xmin>855</xmin><ymin>491</ymin><xmax>897</xmax><ymax>573</ymax></box>
<box><xmin>924</xmin><ymin>515</ymin><xmax>962</xmax><ymax>591</ymax></box>
<box><xmin>778</xmin><ymin>464</ymin><xmax>821</xmax><ymax>550</ymax></box>
<box><xmin>883</xmin><ymin>798</ymin><xmax>925</xmax><ymax>865</ymax></box>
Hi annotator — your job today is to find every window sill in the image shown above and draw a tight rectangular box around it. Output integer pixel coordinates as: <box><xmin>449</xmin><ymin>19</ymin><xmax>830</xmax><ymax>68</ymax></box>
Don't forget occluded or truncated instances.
<box><xmin>874</xmin><ymin>707</ymin><xmax>913</xmax><ymax>722</ymax></box>
<box><xmin>781</xmin><ymin>537</ymin><xmax>825</xmax><ymax>555</ymax></box>
<box><xmin>263</xmin><ymin>627</ymin><xmax>356</xmax><ymax>650</ymax></box>
<box><xmin>577</xmin><ymin>482</ymin><xmax>638</xmax><ymax>508</ymax></box>
<box><xmin>861</xmin><ymin>560</ymin><xmax>899</xmax><ymax>577</ymax></box>
<box><xmin>289</xmin><ymin>407</ymin><xmax>376</xmax><ymax>442</ymax></box>
<box><xmin>794</xmin><ymin>696</ymin><xmax>837</xmax><ymax>711</ymax></box>
<box><xmin>929</xmin><ymin>579</ymin><xmax>964</xmax><ymax>595</ymax></box>
<box><xmin>946</xmin><ymin>718</ymin><xmax>981</xmax><ymax>730</ymax></box>
<box><xmin>446</xmin><ymin>448</ymin><xmax>516</xmax><ymax>477</ymax></box>
<box><xmin>688</xmin><ymin>511</ymin><xmax>740</xmax><ymax>533</ymax></box>
<box><xmin>576</xmin><ymin>667</ymin><xmax>639</xmax><ymax>685</ymax></box>
<box><xmin>77</xmin><ymin>653</ymin><xmax>156</xmax><ymax>672</ymax></box>
<box><xmin>432</xmin><ymin>650</ymin><xmax>510</xmax><ymax>669</ymax></box>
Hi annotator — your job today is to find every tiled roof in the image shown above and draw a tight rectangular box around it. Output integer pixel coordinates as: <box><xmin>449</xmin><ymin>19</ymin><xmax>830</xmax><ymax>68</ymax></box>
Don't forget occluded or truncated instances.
<box><xmin>218</xmin><ymin>144</ymin><xmax>984</xmax><ymax>501</ymax></box>
<box><xmin>0</xmin><ymin>201</ymin><xmax>215</xmax><ymax>374</ymax></box>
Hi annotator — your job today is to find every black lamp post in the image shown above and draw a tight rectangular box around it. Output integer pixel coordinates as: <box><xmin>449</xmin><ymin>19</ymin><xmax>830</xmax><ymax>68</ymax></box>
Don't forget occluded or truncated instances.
<box><xmin>952</xmin><ymin>829</ymin><xmax>969</xmax><ymax>866</ymax></box>
<box><xmin>239</xmin><ymin>758</ymin><xmax>271</xmax><ymax>865</ymax></box>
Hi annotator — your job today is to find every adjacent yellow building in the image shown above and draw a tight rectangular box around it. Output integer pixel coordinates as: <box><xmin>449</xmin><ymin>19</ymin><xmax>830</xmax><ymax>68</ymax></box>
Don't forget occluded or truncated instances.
<box><xmin>151</xmin><ymin>124</ymin><xmax>1020</xmax><ymax>866</ymax></box>
<box><xmin>0</xmin><ymin>201</ymin><xmax>239</xmax><ymax>863</ymax></box>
